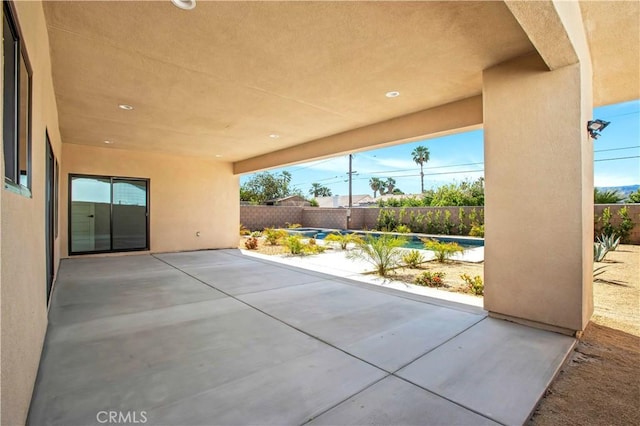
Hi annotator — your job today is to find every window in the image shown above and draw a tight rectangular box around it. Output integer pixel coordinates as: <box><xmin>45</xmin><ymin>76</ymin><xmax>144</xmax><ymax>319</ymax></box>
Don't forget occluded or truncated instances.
<box><xmin>3</xmin><ymin>1</ymin><xmax>32</xmax><ymax>194</ymax></box>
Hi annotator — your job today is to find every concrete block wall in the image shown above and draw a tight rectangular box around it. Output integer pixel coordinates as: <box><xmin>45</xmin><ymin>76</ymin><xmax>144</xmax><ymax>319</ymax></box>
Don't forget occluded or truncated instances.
<box><xmin>240</xmin><ymin>204</ymin><xmax>640</xmax><ymax>243</ymax></box>
<box><xmin>302</xmin><ymin>208</ymin><xmax>348</xmax><ymax>229</ymax></box>
<box><xmin>240</xmin><ymin>206</ymin><xmax>303</xmax><ymax>231</ymax></box>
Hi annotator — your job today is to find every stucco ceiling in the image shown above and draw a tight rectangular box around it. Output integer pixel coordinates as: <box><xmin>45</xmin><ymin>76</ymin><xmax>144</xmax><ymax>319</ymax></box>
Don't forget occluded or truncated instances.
<box><xmin>42</xmin><ymin>1</ymin><xmax>638</xmax><ymax>163</ymax></box>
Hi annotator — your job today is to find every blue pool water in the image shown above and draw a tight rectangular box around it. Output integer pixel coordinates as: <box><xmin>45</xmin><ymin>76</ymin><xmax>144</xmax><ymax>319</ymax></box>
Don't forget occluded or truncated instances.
<box><xmin>284</xmin><ymin>228</ymin><xmax>483</xmax><ymax>249</ymax></box>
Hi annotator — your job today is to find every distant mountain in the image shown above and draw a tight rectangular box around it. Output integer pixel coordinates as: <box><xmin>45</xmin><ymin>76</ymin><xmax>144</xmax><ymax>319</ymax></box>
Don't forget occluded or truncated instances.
<box><xmin>596</xmin><ymin>185</ymin><xmax>639</xmax><ymax>199</ymax></box>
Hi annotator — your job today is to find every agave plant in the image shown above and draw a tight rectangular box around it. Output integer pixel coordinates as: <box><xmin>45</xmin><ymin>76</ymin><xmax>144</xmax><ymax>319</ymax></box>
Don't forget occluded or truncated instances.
<box><xmin>593</xmin><ymin>242</ymin><xmax>609</xmax><ymax>262</ymax></box>
<box><xmin>596</xmin><ymin>233</ymin><xmax>620</xmax><ymax>252</ymax></box>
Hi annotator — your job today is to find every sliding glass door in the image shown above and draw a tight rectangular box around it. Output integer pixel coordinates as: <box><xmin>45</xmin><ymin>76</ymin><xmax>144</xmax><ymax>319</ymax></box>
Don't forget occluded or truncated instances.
<box><xmin>69</xmin><ymin>175</ymin><xmax>149</xmax><ymax>255</ymax></box>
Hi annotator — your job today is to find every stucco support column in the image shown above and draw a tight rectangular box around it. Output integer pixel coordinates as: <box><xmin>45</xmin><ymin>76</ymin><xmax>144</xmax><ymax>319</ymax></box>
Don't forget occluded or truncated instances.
<box><xmin>483</xmin><ymin>53</ymin><xmax>593</xmax><ymax>334</ymax></box>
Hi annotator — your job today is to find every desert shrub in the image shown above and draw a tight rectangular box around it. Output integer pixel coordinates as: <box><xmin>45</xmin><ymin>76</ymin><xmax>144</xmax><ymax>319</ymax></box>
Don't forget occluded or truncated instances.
<box><xmin>396</xmin><ymin>224</ymin><xmax>411</xmax><ymax>233</ymax></box>
<box><xmin>244</xmin><ymin>237</ymin><xmax>258</xmax><ymax>250</ymax></box>
<box><xmin>284</xmin><ymin>235</ymin><xmax>327</xmax><ymax>255</ymax></box>
<box><xmin>376</xmin><ymin>209</ymin><xmax>398</xmax><ymax>232</ymax></box>
<box><xmin>263</xmin><ymin>228</ymin><xmax>288</xmax><ymax>245</ymax></box>
<box><xmin>616</xmin><ymin>207</ymin><xmax>634</xmax><ymax>243</ymax></box>
<box><xmin>597</xmin><ymin>206</ymin><xmax>635</xmax><ymax>243</ymax></box>
<box><xmin>460</xmin><ymin>274</ymin><xmax>484</xmax><ymax>295</ymax></box>
<box><xmin>284</xmin><ymin>235</ymin><xmax>305</xmax><ymax>254</ymax></box>
<box><xmin>402</xmin><ymin>250</ymin><xmax>425</xmax><ymax>268</ymax></box>
<box><xmin>346</xmin><ymin>234</ymin><xmax>406</xmax><ymax>277</ymax></box>
<box><xmin>239</xmin><ymin>224</ymin><xmax>250</xmax><ymax>236</ymax></box>
<box><xmin>421</xmin><ymin>239</ymin><xmax>464</xmax><ymax>263</ymax></box>
<box><xmin>250</xmin><ymin>231</ymin><xmax>262</xmax><ymax>238</ymax></box>
<box><xmin>469</xmin><ymin>224</ymin><xmax>485</xmax><ymax>237</ymax></box>
<box><xmin>285</xmin><ymin>222</ymin><xmax>302</xmax><ymax>229</ymax></box>
<box><xmin>415</xmin><ymin>271</ymin><xmax>446</xmax><ymax>287</ymax></box>
<box><xmin>597</xmin><ymin>207</ymin><xmax>615</xmax><ymax>237</ymax></box>
<box><xmin>309</xmin><ymin>198</ymin><xmax>319</xmax><ymax>207</ymax></box>
<box><xmin>324</xmin><ymin>233</ymin><xmax>364</xmax><ymax>250</ymax></box>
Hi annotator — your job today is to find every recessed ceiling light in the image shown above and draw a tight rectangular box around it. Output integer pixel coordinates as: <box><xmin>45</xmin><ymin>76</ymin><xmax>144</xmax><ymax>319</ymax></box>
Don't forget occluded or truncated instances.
<box><xmin>104</xmin><ymin>140</ymin><xmax>113</xmax><ymax>144</ymax></box>
<box><xmin>171</xmin><ymin>0</ymin><xmax>196</xmax><ymax>10</ymax></box>
<box><xmin>385</xmin><ymin>91</ymin><xmax>400</xmax><ymax>98</ymax></box>
<box><xmin>269</xmin><ymin>133</ymin><xmax>280</xmax><ymax>139</ymax></box>
<box><xmin>215</xmin><ymin>154</ymin><xmax>222</xmax><ymax>158</ymax></box>
<box><xmin>118</xmin><ymin>104</ymin><xmax>134</xmax><ymax>110</ymax></box>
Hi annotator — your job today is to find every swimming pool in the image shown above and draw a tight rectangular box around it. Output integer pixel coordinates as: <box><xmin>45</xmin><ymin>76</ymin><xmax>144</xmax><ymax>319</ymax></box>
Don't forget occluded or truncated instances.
<box><xmin>284</xmin><ymin>227</ymin><xmax>484</xmax><ymax>250</ymax></box>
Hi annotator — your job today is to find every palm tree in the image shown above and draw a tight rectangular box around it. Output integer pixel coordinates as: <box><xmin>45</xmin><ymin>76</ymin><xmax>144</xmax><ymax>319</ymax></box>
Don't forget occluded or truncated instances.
<box><xmin>385</xmin><ymin>177</ymin><xmax>397</xmax><ymax>195</ymax></box>
<box><xmin>309</xmin><ymin>182</ymin><xmax>332</xmax><ymax>198</ymax></box>
<box><xmin>412</xmin><ymin>146</ymin><xmax>430</xmax><ymax>193</ymax></box>
<box><xmin>369</xmin><ymin>177</ymin><xmax>383</xmax><ymax>198</ymax></box>
<box><xmin>594</xmin><ymin>188</ymin><xmax>624</xmax><ymax>204</ymax></box>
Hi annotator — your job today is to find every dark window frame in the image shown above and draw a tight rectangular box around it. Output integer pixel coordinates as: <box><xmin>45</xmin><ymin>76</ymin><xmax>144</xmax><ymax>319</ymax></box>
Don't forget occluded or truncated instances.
<box><xmin>3</xmin><ymin>1</ymin><xmax>33</xmax><ymax>196</ymax></box>
<box><xmin>68</xmin><ymin>173</ymin><xmax>151</xmax><ymax>256</ymax></box>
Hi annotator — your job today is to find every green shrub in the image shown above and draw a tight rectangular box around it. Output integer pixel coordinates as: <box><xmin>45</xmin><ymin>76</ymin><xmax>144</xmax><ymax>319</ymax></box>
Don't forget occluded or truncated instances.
<box><xmin>415</xmin><ymin>271</ymin><xmax>446</xmax><ymax>287</ymax></box>
<box><xmin>250</xmin><ymin>231</ymin><xmax>262</xmax><ymax>238</ymax></box>
<box><xmin>469</xmin><ymin>224</ymin><xmax>484</xmax><ymax>237</ymax></box>
<box><xmin>264</xmin><ymin>228</ymin><xmax>288</xmax><ymax>245</ymax></box>
<box><xmin>309</xmin><ymin>198</ymin><xmax>319</xmax><ymax>207</ymax></box>
<box><xmin>244</xmin><ymin>237</ymin><xmax>258</xmax><ymax>250</ymax></box>
<box><xmin>239</xmin><ymin>224</ymin><xmax>250</xmax><ymax>236</ymax></box>
<box><xmin>285</xmin><ymin>222</ymin><xmax>302</xmax><ymax>229</ymax></box>
<box><xmin>460</xmin><ymin>274</ymin><xmax>484</xmax><ymax>295</ymax></box>
<box><xmin>324</xmin><ymin>232</ymin><xmax>364</xmax><ymax>250</ymax></box>
<box><xmin>285</xmin><ymin>235</ymin><xmax>305</xmax><ymax>254</ymax></box>
<box><xmin>402</xmin><ymin>250</ymin><xmax>425</xmax><ymax>268</ymax></box>
<box><xmin>395</xmin><ymin>224</ymin><xmax>411</xmax><ymax>233</ymax></box>
<box><xmin>284</xmin><ymin>235</ymin><xmax>327</xmax><ymax>255</ymax></box>
<box><xmin>346</xmin><ymin>234</ymin><xmax>406</xmax><ymax>276</ymax></box>
<box><xmin>376</xmin><ymin>209</ymin><xmax>398</xmax><ymax>232</ymax></box>
<box><xmin>616</xmin><ymin>206</ymin><xmax>634</xmax><ymax>243</ymax></box>
<box><xmin>457</xmin><ymin>208</ymin><xmax>467</xmax><ymax>235</ymax></box>
<box><xmin>421</xmin><ymin>239</ymin><xmax>464</xmax><ymax>263</ymax></box>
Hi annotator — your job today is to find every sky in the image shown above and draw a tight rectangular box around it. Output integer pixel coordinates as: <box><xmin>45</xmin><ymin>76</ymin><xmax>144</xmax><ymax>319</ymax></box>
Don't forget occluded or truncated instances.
<box><xmin>240</xmin><ymin>99</ymin><xmax>640</xmax><ymax>198</ymax></box>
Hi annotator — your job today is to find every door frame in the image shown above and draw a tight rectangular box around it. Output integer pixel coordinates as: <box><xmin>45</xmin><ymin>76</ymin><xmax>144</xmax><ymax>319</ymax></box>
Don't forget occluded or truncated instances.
<box><xmin>45</xmin><ymin>132</ymin><xmax>56</xmax><ymax>302</ymax></box>
<box><xmin>68</xmin><ymin>173</ymin><xmax>150</xmax><ymax>255</ymax></box>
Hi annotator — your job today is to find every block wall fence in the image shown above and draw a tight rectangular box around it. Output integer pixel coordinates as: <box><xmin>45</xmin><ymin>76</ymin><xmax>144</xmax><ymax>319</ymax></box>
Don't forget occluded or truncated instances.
<box><xmin>241</xmin><ymin>204</ymin><xmax>640</xmax><ymax>244</ymax></box>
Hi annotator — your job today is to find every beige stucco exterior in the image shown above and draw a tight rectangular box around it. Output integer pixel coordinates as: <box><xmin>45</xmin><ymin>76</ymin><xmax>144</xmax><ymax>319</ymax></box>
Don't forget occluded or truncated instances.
<box><xmin>1</xmin><ymin>1</ymin><xmax>63</xmax><ymax>424</ymax></box>
<box><xmin>60</xmin><ymin>144</ymin><xmax>239</xmax><ymax>256</ymax></box>
<box><xmin>0</xmin><ymin>0</ymin><xmax>638</xmax><ymax>424</ymax></box>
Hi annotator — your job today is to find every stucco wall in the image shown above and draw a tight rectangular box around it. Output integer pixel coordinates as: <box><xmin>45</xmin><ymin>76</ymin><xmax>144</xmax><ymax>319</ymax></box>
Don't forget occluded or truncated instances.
<box><xmin>1</xmin><ymin>1</ymin><xmax>64</xmax><ymax>424</ymax></box>
<box><xmin>61</xmin><ymin>144</ymin><xmax>239</xmax><ymax>256</ymax></box>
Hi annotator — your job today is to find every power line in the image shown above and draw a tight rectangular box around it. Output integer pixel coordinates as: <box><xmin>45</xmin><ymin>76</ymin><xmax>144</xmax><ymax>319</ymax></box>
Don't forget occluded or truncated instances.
<box><xmin>594</xmin><ymin>145</ymin><xmax>639</xmax><ymax>153</ymax></box>
<box><xmin>594</xmin><ymin>155</ymin><xmax>640</xmax><ymax>163</ymax></box>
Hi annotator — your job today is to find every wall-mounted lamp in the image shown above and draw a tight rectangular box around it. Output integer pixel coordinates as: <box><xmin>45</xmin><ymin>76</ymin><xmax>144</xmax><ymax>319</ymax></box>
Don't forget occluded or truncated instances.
<box><xmin>587</xmin><ymin>119</ymin><xmax>610</xmax><ymax>139</ymax></box>
<box><xmin>171</xmin><ymin>0</ymin><xmax>196</xmax><ymax>10</ymax></box>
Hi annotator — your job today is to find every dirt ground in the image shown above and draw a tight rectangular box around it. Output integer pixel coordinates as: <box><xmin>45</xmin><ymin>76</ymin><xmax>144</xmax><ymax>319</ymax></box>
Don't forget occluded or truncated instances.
<box><xmin>241</xmin><ymin>238</ymin><xmax>640</xmax><ymax>425</ymax></box>
<box><xmin>529</xmin><ymin>245</ymin><xmax>640</xmax><ymax>426</ymax></box>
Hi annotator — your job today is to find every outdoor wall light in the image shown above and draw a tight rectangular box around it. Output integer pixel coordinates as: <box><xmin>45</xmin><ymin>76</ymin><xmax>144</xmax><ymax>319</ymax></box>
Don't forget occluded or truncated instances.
<box><xmin>171</xmin><ymin>0</ymin><xmax>196</xmax><ymax>10</ymax></box>
<box><xmin>587</xmin><ymin>119</ymin><xmax>610</xmax><ymax>139</ymax></box>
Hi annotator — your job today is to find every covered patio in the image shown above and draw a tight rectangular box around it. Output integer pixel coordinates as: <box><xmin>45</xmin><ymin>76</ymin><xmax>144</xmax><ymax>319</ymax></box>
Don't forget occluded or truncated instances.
<box><xmin>29</xmin><ymin>251</ymin><xmax>573</xmax><ymax>425</ymax></box>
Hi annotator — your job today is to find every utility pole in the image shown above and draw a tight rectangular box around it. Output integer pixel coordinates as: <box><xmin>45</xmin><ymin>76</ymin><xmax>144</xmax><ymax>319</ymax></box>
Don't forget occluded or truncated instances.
<box><xmin>348</xmin><ymin>154</ymin><xmax>353</xmax><ymax>209</ymax></box>
<box><xmin>346</xmin><ymin>154</ymin><xmax>357</xmax><ymax>228</ymax></box>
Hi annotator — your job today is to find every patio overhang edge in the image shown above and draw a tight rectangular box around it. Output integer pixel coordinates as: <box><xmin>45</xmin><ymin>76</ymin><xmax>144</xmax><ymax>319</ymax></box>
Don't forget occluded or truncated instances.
<box><xmin>233</xmin><ymin>95</ymin><xmax>483</xmax><ymax>175</ymax></box>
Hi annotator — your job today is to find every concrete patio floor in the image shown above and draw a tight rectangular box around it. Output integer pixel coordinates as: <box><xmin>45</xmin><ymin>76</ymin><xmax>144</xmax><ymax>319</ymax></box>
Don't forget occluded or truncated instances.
<box><xmin>29</xmin><ymin>250</ymin><xmax>575</xmax><ymax>426</ymax></box>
